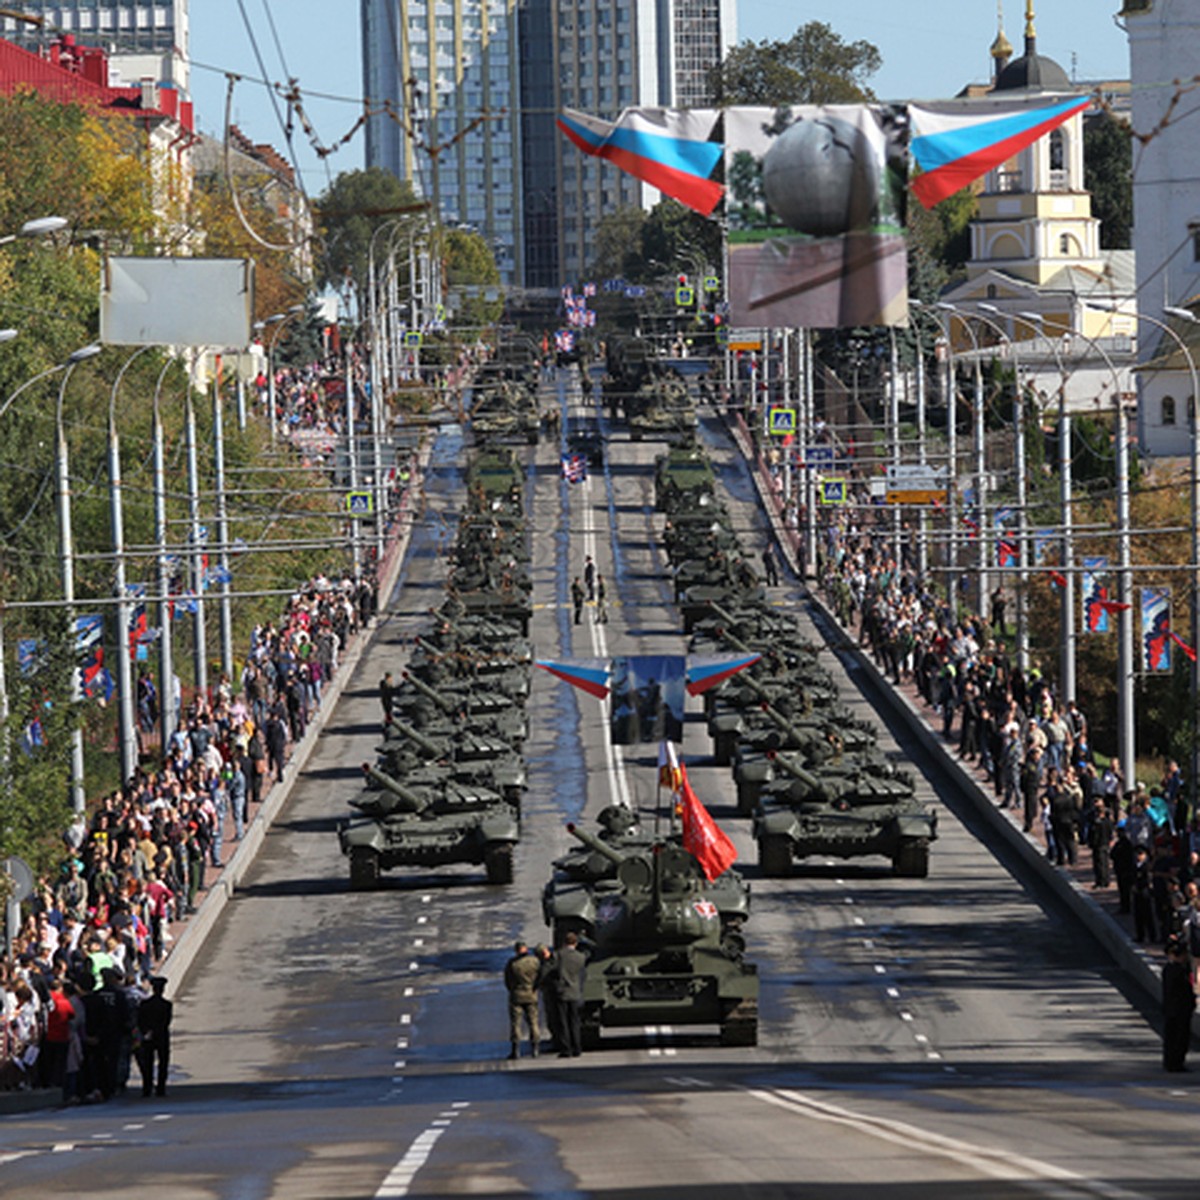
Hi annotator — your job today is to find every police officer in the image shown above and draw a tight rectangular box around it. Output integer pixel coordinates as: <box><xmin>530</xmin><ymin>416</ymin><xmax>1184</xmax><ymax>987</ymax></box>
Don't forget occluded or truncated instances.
<box><xmin>1162</xmin><ymin>937</ymin><xmax>1196</xmax><ymax>1072</ymax></box>
<box><xmin>137</xmin><ymin>976</ymin><xmax>173</xmax><ymax>1097</ymax></box>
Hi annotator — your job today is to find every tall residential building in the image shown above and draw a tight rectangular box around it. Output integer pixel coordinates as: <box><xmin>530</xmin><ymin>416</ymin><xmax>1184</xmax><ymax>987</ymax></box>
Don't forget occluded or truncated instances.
<box><xmin>0</xmin><ymin>1</ymin><xmax>189</xmax><ymax>91</ymax></box>
<box><xmin>362</xmin><ymin>0</ymin><xmax>523</xmax><ymax>284</ymax></box>
<box><xmin>363</xmin><ymin>0</ymin><xmax>735</xmax><ymax>288</ymax></box>
<box><xmin>525</xmin><ymin>0</ymin><xmax>735</xmax><ymax>287</ymax></box>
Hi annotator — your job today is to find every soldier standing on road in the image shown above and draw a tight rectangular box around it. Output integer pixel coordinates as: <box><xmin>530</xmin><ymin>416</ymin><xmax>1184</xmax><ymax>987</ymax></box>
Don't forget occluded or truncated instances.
<box><xmin>555</xmin><ymin>931</ymin><xmax>588</xmax><ymax>1057</ymax></box>
<box><xmin>1162</xmin><ymin>938</ymin><xmax>1196</xmax><ymax>1072</ymax></box>
<box><xmin>762</xmin><ymin>543</ymin><xmax>779</xmax><ymax>587</ymax></box>
<box><xmin>137</xmin><ymin>976</ymin><xmax>173</xmax><ymax>1097</ymax></box>
<box><xmin>504</xmin><ymin>940</ymin><xmax>540</xmax><ymax>1059</ymax></box>
<box><xmin>594</xmin><ymin>573</ymin><xmax>608</xmax><ymax>624</ymax></box>
<box><xmin>570</xmin><ymin>577</ymin><xmax>585</xmax><ymax>626</ymax></box>
<box><xmin>380</xmin><ymin>671</ymin><xmax>397</xmax><ymax>721</ymax></box>
<box><xmin>584</xmin><ymin>555</ymin><xmax>596</xmax><ymax>600</ymax></box>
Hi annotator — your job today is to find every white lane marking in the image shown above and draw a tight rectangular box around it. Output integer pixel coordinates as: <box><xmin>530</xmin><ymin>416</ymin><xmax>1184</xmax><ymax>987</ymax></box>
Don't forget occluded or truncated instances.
<box><xmin>400</xmin><ymin>1013</ymin><xmax>412</xmax><ymax>1026</ymax></box>
<box><xmin>123</xmin><ymin>1123</ymin><xmax>145</xmax><ymax>1131</ymax></box>
<box><xmin>417</xmin><ymin>915</ymin><xmax>428</xmax><ymax>925</ymax></box>
<box><xmin>0</xmin><ymin>1152</ymin><xmax>36</xmax><ymax>1165</ymax></box>
<box><xmin>853</xmin><ymin>916</ymin><xmax>865</xmax><ymax>926</ymax></box>
<box><xmin>397</xmin><ymin>1037</ymin><xmax>409</xmax><ymax>1049</ymax></box>
<box><xmin>151</xmin><ymin>1114</ymin><xmax>172</xmax><ymax>1121</ymax></box>
<box><xmin>661</xmin><ymin>1024</ymin><xmax>676</xmax><ymax>1057</ymax></box>
<box><xmin>413</xmin><ymin>938</ymin><xmax>425</xmax><ymax>948</ymax></box>
<box><xmin>899</xmin><ymin>1011</ymin><xmax>914</xmax><ymax>1022</ymax></box>
<box><xmin>844</xmin><ymin>897</ymin><xmax>855</xmax><ymax>905</ymax></box>
<box><xmin>394</xmin><ymin>1060</ymin><xmax>407</xmax><ymax>1069</ymax></box>
<box><xmin>374</xmin><ymin>1105</ymin><xmax>470</xmax><ymax>1199</ymax></box>
<box><xmin>886</xmin><ymin>987</ymin><xmax>900</xmax><ymax>999</ymax></box>
<box><xmin>862</xmin><ymin>939</ymin><xmax>874</xmax><ymax>950</ymax></box>
<box><xmin>91</xmin><ymin>1132</ymin><xmax>113</xmax><ymax>1140</ymax></box>
<box><xmin>409</xmin><ymin>961</ymin><xmax>420</xmax><ymax>972</ymax></box>
<box><xmin>747</xmin><ymin>1088</ymin><xmax>1152</xmax><ymax>1200</ymax></box>
<box><xmin>421</xmin><ymin>895</ymin><xmax>432</xmax><ymax>904</ymax></box>
<box><xmin>403</xmin><ymin>987</ymin><xmax>414</xmax><ymax>997</ymax></box>
<box><xmin>577</xmin><ymin>472</ymin><xmax>634</xmax><ymax>815</ymax></box>
<box><xmin>873</xmin><ymin>964</ymin><xmax>887</xmax><ymax>975</ymax></box>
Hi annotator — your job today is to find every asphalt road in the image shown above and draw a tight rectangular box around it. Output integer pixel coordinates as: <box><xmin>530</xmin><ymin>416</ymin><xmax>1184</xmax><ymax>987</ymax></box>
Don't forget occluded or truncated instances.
<box><xmin>1</xmin><ymin>368</ymin><xmax>1198</xmax><ymax>1199</ymax></box>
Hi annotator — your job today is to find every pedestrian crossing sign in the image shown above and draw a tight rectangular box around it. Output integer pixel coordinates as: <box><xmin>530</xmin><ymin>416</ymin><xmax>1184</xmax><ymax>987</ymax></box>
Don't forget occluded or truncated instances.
<box><xmin>820</xmin><ymin>479</ymin><xmax>847</xmax><ymax>505</ymax></box>
<box><xmin>404</xmin><ymin>331</ymin><xmax>423</xmax><ymax>348</ymax></box>
<box><xmin>346</xmin><ymin>490</ymin><xmax>374</xmax><ymax>517</ymax></box>
<box><xmin>768</xmin><ymin>407</ymin><xmax>796</xmax><ymax>436</ymax></box>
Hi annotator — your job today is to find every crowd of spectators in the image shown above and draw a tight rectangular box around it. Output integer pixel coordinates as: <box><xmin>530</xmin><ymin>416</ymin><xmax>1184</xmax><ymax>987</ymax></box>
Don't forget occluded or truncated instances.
<box><xmin>818</xmin><ymin>507</ymin><xmax>1200</xmax><ymax>973</ymax></box>
<box><xmin>2</xmin><ymin>353</ymin><xmax>396</xmax><ymax>1100</ymax></box>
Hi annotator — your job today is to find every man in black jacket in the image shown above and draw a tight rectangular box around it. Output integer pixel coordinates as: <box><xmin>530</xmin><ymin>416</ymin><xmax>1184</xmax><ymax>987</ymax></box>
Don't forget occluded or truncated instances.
<box><xmin>1162</xmin><ymin>938</ymin><xmax>1196</xmax><ymax>1072</ymax></box>
<box><xmin>555</xmin><ymin>932</ymin><xmax>588</xmax><ymax>1057</ymax></box>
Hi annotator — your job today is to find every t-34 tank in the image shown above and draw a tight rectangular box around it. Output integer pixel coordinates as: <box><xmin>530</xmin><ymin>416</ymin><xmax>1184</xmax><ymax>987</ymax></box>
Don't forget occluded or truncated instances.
<box><xmin>544</xmin><ymin>807</ymin><xmax>752</xmax><ymax>939</ymax></box>
<box><xmin>752</xmin><ymin>755</ymin><xmax>937</xmax><ymax>878</ymax></box>
<box><xmin>542</xmin><ymin>823</ymin><xmax>759</xmax><ymax>1048</ymax></box>
<box><xmin>338</xmin><ymin>764</ymin><xmax>520</xmax><ymax>888</ymax></box>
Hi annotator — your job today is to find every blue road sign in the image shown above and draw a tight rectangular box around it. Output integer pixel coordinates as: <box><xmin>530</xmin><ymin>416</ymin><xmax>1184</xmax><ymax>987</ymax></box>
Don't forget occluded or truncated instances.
<box><xmin>820</xmin><ymin>478</ymin><xmax>848</xmax><ymax>505</ymax></box>
<box><xmin>346</xmin><ymin>490</ymin><xmax>374</xmax><ymax>517</ymax></box>
<box><xmin>768</xmin><ymin>407</ymin><xmax>796</xmax><ymax>436</ymax></box>
<box><xmin>805</xmin><ymin>445</ymin><xmax>835</xmax><ymax>466</ymax></box>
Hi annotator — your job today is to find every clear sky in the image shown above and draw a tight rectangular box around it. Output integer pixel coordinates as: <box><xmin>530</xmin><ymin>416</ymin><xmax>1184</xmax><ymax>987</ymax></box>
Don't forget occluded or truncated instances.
<box><xmin>188</xmin><ymin>1</ymin><xmax>1132</xmax><ymax>197</ymax></box>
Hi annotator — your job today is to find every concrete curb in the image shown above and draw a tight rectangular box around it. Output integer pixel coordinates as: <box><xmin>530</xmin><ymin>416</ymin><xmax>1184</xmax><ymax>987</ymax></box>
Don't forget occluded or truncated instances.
<box><xmin>725</xmin><ymin>405</ymin><xmax>1165</xmax><ymax>1007</ymax></box>
<box><xmin>160</xmin><ymin>434</ymin><xmax>433</xmax><ymax>992</ymax></box>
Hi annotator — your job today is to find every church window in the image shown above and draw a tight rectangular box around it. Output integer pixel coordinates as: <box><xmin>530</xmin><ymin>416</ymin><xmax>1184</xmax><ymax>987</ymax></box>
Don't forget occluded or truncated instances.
<box><xmin>987</xmin><ymin>285</ymin><xmax>998</xmax><ymax>299</ymax></box>
<box><xmin>1049</xmin><ymin>129</ymin><xmax>1064</xmax><ymax>171</ymax></box>
<box><xmin>1193</xmin><ymin>228</ymin><xmax>1200</xmax><ymax>263</ymax></box>
<box><xmin>1162</xmin><ymin>396</ymin><xmax>1177</xmax><ymax>426</ymax></box>
<box><xmin>1189</xmin><ymin>396</ymin><xmax>1196</xmax><ymax>422</ymax></box>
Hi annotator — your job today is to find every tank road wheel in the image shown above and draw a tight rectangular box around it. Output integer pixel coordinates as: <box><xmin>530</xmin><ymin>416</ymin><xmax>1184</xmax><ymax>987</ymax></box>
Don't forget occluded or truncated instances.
<box><xmin>736</xmin><ymin>780</ymin><xmax>759</xmax><ymax>816</ymax></box>
<box><xmin>894</xmin><ymin>841</ymin><xmax>929</xmax><ymax>879</ymax></box>
<box><xmin>759</xmin><ymin>834</ymin><xmax>793</xmax><ymax>878</ymax></box>
<box><xmin>349</xmin><ymin>848</ymin><xmax>380</xmax><ymax>891</ymax></box>
<box><xmin>484</xmin><ymin>843</ymin><xmax>515</xmax><ymax>885</ymax></box>
<box><xmin>720</xmin><ymin>1000</ymin><xmax>758</xmax><ymax>1047</ymax></box>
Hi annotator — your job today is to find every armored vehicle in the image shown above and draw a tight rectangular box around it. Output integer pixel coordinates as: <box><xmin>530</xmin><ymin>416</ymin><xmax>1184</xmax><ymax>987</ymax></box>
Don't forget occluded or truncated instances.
<box><xmin>543</xmin><ymin>823</ymin><xmax>758</xmax><ymax>1048</ymax></box>
<box><xmin>338</xmin><ymin>764</ymin><xmax>520</xmax><ymax>888</ymax></box>
<box><xmin>753</xmin><ymin>753</ymin><xmax>937</xmax><ymax>878</ymax></box>
<box><xmin>655</xmin><ymin>443</ymin><xmax>716</xmax><ymax>512</ymax></box>
<box><xmin>377</xmin><ymin>718</ymin><xmax>527</xmax><ymax>805</ymax></box>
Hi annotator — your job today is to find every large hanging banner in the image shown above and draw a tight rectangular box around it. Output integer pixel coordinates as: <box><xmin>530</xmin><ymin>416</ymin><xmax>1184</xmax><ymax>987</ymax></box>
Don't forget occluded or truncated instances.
<box><xmin>724</xmin><ymin>105</ymin><xmax>909</xmax><ymax>328</ymax></box>
<box><xmin>1082</xmin><ymin>557</ymin><xmax>1111</xmax><ymax>634</ymax></box>
<box><xmin>1140</xmin><ymin>587</ymin><xmax>1172</xmax><ymax>673</ymax></box>
<box><xmin>558</xmin><ymin>94</ymin><xmax>1091</xmax><ymax>331</ymax></box>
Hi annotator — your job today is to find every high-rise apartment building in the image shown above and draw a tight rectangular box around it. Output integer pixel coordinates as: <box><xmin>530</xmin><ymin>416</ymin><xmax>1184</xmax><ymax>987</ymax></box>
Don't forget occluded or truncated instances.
<box><xmin>362</xmin><ymin>0</ymin><xmax>522</xmax><ymax>284</ymax></box>
<box><xmin>363</xmin><ymin>0</ymin><xmax>735</xmax><ymax>288</ymax></box>
<box><xmin>0</xmin><ymin>1</ymin><xmax>189</xmax><ymax>90</ymax></box>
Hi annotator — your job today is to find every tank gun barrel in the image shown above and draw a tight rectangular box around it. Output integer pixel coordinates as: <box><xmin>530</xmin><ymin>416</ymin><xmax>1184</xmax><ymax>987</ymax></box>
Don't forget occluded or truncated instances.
<box><xmin>402</xmin><ymin>670</ymin><xmax>454</xmax><ymax>712</ymax></box>
<box><xmin>566</xmin><ymin>822</ymin><xmax>627</xmax><ymax>866</ymax></box>
<box><xmin>362</xmin><ymin>763</ymin><xmax>429</xmax><ymax>812</ymax></box>
<box><xmin>706</xmin><ymin>603</ymin><xmax>755</xmax><ymax>656</ymax></box>
<box><xmin>769</xmin><ymin>750</ymin><xmax>821</xmax><ymax>791</ymax></box>
<box><xmin>389</xmin><ymin>718</ymin><xmax>444</xmax><ymax>758</ymax></box>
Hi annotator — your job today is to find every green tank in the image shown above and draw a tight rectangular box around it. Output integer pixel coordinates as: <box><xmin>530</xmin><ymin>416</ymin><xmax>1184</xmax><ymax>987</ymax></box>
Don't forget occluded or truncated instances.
<box><xmin>378</xmin><ymin>717</ymin><xmax>527</xmax><ymax>805</ymax></box>
<box><xmin>753</xmin><ymin>753</ymin><xmax>937</xmax><ymax>878</ymax></box>
<box><xmin>338</xmin><ymin>764</ymin><xmax>520</xmax><ymax>888</ymax></box>
<box><xmin>393</xmin><ymin>669</ymin><xmax>528</xmax><ymax>744</ymax></box>
<box><xmin>655</xmin><ymin>443</ymin><xmax>716</xmax><ymax>512</ymax></box>
<box><xmin>542</xmin><ymin>823</ymin><xmax>759</xmax><ymax>1048</ymax></box>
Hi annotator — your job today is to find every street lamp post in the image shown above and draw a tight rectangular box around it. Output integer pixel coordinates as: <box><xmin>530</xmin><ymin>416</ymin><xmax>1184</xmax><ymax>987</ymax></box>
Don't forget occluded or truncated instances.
<box><xmin>152</xmin><ymin>360</ymin><xmax>177</xmax><ymax>750</ymax></box>
<box><xmin>55</xmin><ymin>343</ymin><xmax>104</xmax><ymax>815</ymax></box>
<box><xmin>108</xmin><ymin>344</ymin><xmax>155</xmax><ymax>784</ymax></box>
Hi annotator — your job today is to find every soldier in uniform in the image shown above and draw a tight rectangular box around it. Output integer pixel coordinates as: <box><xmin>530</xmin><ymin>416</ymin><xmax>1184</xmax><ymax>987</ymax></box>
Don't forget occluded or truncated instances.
<box><xmin>535</xmin><ymin>944</ymin><xmax>563</xmax><ymax>1053</ymax></box>
<box><xmin>1162</xmin><ymin>937</ymin><xmax>1196</xmax><ymax>1072</ymax></box>
<box><xmin>503</xmin><ymin>940</ymin><xmax>540</xmax><ymax>1059</ymax></box>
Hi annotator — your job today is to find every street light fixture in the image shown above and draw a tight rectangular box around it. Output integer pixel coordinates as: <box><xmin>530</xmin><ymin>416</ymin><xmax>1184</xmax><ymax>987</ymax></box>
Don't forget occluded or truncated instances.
<box><xmin>0</xmin><ymin>216</ymin><xmax>68</xmax><ymax>245</ymax></box>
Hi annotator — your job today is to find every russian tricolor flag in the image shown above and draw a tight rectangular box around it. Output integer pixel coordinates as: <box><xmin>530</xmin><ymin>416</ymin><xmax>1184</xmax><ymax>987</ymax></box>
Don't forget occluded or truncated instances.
<box><xmin>556</xmin><ymin>107</ymin><xmax>724</xmax><ymax>217</ymax></box>
<box><xmin>909</xmin><ymin>94</ymin><xmax>1092</xmax><ymax>208</ymax></box>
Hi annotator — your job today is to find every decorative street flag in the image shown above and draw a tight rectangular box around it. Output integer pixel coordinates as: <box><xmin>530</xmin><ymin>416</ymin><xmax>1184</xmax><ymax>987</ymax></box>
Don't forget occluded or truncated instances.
<box><xmin>561</xmin><ymin>453</ymin><xmax>588</xmax><ymax>484</ymax></box>
<box><xmin>1141</xmin><ymin>587</ymin><xmax>1172</xmax><ymax>673</ymax></box>
<box><xmin>1082</xmin><ymin>557</ymin><xmax>1110</xmax><ymax>634</ymax></box>
<box><xmin>678</xmin><ymin>764</ymin><xmax>738</xmax><ymax>881</ymax></box>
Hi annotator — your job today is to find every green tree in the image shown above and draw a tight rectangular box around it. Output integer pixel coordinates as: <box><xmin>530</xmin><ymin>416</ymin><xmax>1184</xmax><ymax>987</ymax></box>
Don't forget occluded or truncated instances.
<box><xmin>443</xmin><ymin>227</ymin><xmax>503</xmax><ymax>330</ymax></box>
<box><xmin>1084</xmin><ymin>113</ymin><xmax>1132</xmax><ymax>250</ymax></box>
<box><xmin>590</xmin><ymin>206</ymin><xmax>648</xmax><ymax>281</ymax></box>
<box><xmin>709</xmin><ymin>21</ymin><xmax>882</xmax><ymax>106</ymax></box>
<box><xmin>316</xmin><ymin>168</ymin><xmax>426</xmax><ymax>316</ymax></box>
<box><xmin>641</xmin><ymin>200</ymin><xmax>724</xmax><ymax>280</ymax></box>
